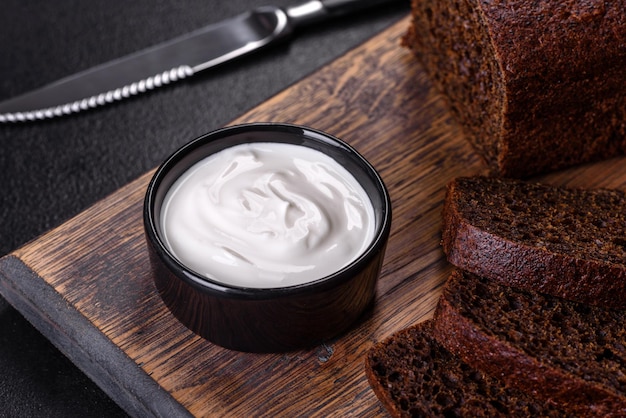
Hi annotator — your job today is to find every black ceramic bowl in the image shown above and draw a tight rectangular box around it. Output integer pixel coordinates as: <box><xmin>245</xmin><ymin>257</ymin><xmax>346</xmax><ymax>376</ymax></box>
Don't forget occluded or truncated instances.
<box><xmin>144</xmin><ymin>123</ymin><xmax>391</xmax><ymax>352</ymax></box>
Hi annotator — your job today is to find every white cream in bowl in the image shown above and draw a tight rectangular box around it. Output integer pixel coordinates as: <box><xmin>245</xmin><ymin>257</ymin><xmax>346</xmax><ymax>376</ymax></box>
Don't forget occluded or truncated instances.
<box><xmin>160</xmin><ymin>142</ymin><xmax>375</xmax><ymax>288</ymax></box>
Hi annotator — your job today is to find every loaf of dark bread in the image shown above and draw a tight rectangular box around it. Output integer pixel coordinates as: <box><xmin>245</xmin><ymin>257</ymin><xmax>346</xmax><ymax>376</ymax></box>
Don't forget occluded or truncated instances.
<box><xmin>433</xmin><ymin>269</ymin><xmax>626</xmax><ymax>417</ymax></box>
<box><xmin>365</xmin><ymin>320</ymin><xmax>569</xmax><ymax>417</ymax></box>
<box><xmin>441</xmin><ymin>176</ymin><xmax>626</xmax><ymax>308</ymax></box>
<box><xmin>403</xmin><ymin>0</ymin><xmax>626</xmax><ymax>177</ymax></box>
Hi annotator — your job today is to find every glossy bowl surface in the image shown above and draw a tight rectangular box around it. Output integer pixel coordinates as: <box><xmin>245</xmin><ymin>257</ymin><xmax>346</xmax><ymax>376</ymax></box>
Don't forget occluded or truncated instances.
<box><xmin>144</xmin><ymin>123</ymin><xmax>391</xmax><ymax>352</ymax></box>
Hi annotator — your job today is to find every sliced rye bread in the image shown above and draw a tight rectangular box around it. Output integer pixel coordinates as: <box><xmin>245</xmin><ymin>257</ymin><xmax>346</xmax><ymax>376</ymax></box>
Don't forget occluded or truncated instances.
<box><xmin>441</xmin><ymin>176</ymin><xmax>626</xmax><ymax>308</ymax></box>
<box><xmin>433</xmin><ymin>269</ymin><xmax>626</xmax><ymax>417</ymax></box>
<box><xmin>364</xmin><ymin>320</ymin><xmax>570</xmax><ymax>417</ymax></box>
<box><xmin>402</xmin><ymin>0</ymin><xmax>626</xmax><ymax>177</ymax></box>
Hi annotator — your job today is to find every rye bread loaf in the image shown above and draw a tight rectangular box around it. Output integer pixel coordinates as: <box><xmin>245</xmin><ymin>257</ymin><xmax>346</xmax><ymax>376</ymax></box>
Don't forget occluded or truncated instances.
<box><xmin>433</xmin><ymin>269</ymin><xmax>626</xmax><ymax>417</ymax></box>
<box><xmin>402</xmin><ymin>0</ymin><xmax>626</xmax><ymax>177</ymax></box>
<box><xmin>365</xmin><ymin>320</ymin><xmax>569</xmax><ymax>417</ymax></box>
<box><xmin>441</xmin><ymin>176</ymin><xmax>626</xmax><ymax>308</ymax></box>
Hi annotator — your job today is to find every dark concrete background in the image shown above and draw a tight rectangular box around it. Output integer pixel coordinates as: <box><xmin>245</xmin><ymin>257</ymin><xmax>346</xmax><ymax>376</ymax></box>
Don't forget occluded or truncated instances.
<box><xmin>0</xmin><ymin>1</ymin><xmax>409</xmax><ymax>415</ymax></box>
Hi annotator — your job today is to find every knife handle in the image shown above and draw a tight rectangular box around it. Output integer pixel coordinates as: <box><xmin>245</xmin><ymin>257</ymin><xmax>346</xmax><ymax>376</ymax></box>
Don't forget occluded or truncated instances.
<box><xmin>285</xmin><ymin>0</ymin><xmax>400</xmax><ymax>27</ymax></box>
<box><xmin>321</xmin><ymin>0</ymin><xmax>395</xmax><ymax>15</ymax></box>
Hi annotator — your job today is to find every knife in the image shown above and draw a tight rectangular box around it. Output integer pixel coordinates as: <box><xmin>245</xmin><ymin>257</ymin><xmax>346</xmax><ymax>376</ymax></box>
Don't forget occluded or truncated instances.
<box><xmin>0</xmin><ymin>0</ymin><xmax>398</xmax><ymax>123</ymax></box>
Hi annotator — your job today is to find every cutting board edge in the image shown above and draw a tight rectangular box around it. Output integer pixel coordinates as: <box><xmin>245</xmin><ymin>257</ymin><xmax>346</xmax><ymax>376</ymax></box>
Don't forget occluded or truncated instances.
<box><xmin>0</xmin><ymin>254</ymin><xmax>192</xmax><ymax>418</ymax></box>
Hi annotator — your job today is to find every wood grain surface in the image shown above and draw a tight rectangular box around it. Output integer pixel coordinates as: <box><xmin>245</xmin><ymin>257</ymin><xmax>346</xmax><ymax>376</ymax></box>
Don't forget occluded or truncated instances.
<box><xmin>1</xmin><ymin>15</ymin><xmax>626</xmax><ymax>417</ymax></box>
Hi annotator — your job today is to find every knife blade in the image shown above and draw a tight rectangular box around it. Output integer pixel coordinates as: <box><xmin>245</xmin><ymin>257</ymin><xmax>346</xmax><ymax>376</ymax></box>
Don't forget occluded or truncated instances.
<box><xmin>0</xmin><ymin>0</ymin><xmax>396</xmax><ymax>123</ymax></box>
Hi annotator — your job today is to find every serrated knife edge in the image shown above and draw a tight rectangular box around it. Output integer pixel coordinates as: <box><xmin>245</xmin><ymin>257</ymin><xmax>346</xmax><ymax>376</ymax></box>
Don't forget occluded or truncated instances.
<box><xmin>0</xmin><ymin>0</ymin><xmax>396</xmax><ymax>123</ymax></box>
<box><xmin>0</xmin><ymin>65</ymin><xmax>195</xmax><ymax>123</ymax></box>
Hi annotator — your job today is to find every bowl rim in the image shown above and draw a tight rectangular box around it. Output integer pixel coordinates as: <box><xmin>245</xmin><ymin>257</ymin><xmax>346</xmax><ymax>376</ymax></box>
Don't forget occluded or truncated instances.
<box><xmin>143</xmin><ymin>122</ymin><xmax>392</xmax><ymax>299</ymax></box>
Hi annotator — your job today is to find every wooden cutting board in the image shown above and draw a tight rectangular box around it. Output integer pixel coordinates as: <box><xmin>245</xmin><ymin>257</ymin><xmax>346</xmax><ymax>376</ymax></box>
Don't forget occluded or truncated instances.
<box><xmin>2</xmin><ymin>16</ymin><xmax>626</xmax><ymax>417</ymax></box>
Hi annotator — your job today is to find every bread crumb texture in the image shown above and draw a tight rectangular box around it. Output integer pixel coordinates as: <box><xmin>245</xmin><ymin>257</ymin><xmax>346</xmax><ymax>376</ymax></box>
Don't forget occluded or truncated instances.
<box><xmin>434</xmin><ymin>270</ymin><xmax>626</xmax><ymax>416</ymax></box>
<box><xmin>404</xmin><ymin>0</ymin><xmax>626</xmax><ymax>177</ymax></box>
<box><xmin>365</xmin><ymin>321</ymin><xmax>570</xmax><ymax>417</ymax></box>
<box><xmin>442</xmin><ymin>176</ymin><xmax>626</xmax><ymax>308</ymax></box>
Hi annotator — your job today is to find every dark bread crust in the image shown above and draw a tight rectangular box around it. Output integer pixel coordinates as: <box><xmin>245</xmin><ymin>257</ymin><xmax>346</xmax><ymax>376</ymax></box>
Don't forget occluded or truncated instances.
<box><xmin>403</xmin><ymin>0</ymin><xmax>626</xmax><ymax>177</ymax></box>
<box><xmin>441</xmin><ymin>176</ymin><xmax>626</xmax><ymax>308</ymax></box>
<box><xmin>365</xmin><ymin>320</ymin><xmax>569</xmax><ymax>417</ymax></box>
<box><xmin>433</xmin><ymin>269</ymin><xmax>626</xmax><ymax>417</ymax></box>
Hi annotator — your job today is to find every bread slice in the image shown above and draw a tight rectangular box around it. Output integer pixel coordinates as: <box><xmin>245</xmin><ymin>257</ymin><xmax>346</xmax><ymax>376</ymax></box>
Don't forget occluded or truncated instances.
<box><xmin>442</xmin><ymin>176</ymin><xmax>626</xmax><ymax>308</ymax></box>
<box><xmin>365</xmin><ymin>320</ymin><xmax>569</xmax><ymax>417</ymax></box>
<box><xmin>403</xmin><ymin>0</ymin><xmax>626</xmax><ymax>177</ymax></box>
<box><xmin>433</xmin><ymin>269</ymin><xmax>626</xmax><ymax>417</ymax></box>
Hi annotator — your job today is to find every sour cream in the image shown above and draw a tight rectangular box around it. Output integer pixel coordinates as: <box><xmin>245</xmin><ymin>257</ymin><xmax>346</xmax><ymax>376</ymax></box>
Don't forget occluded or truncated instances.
<box><xmin>160</xmin><ymin>142</ymin><xmax>376</xmax><ymax>288</ymax></box>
